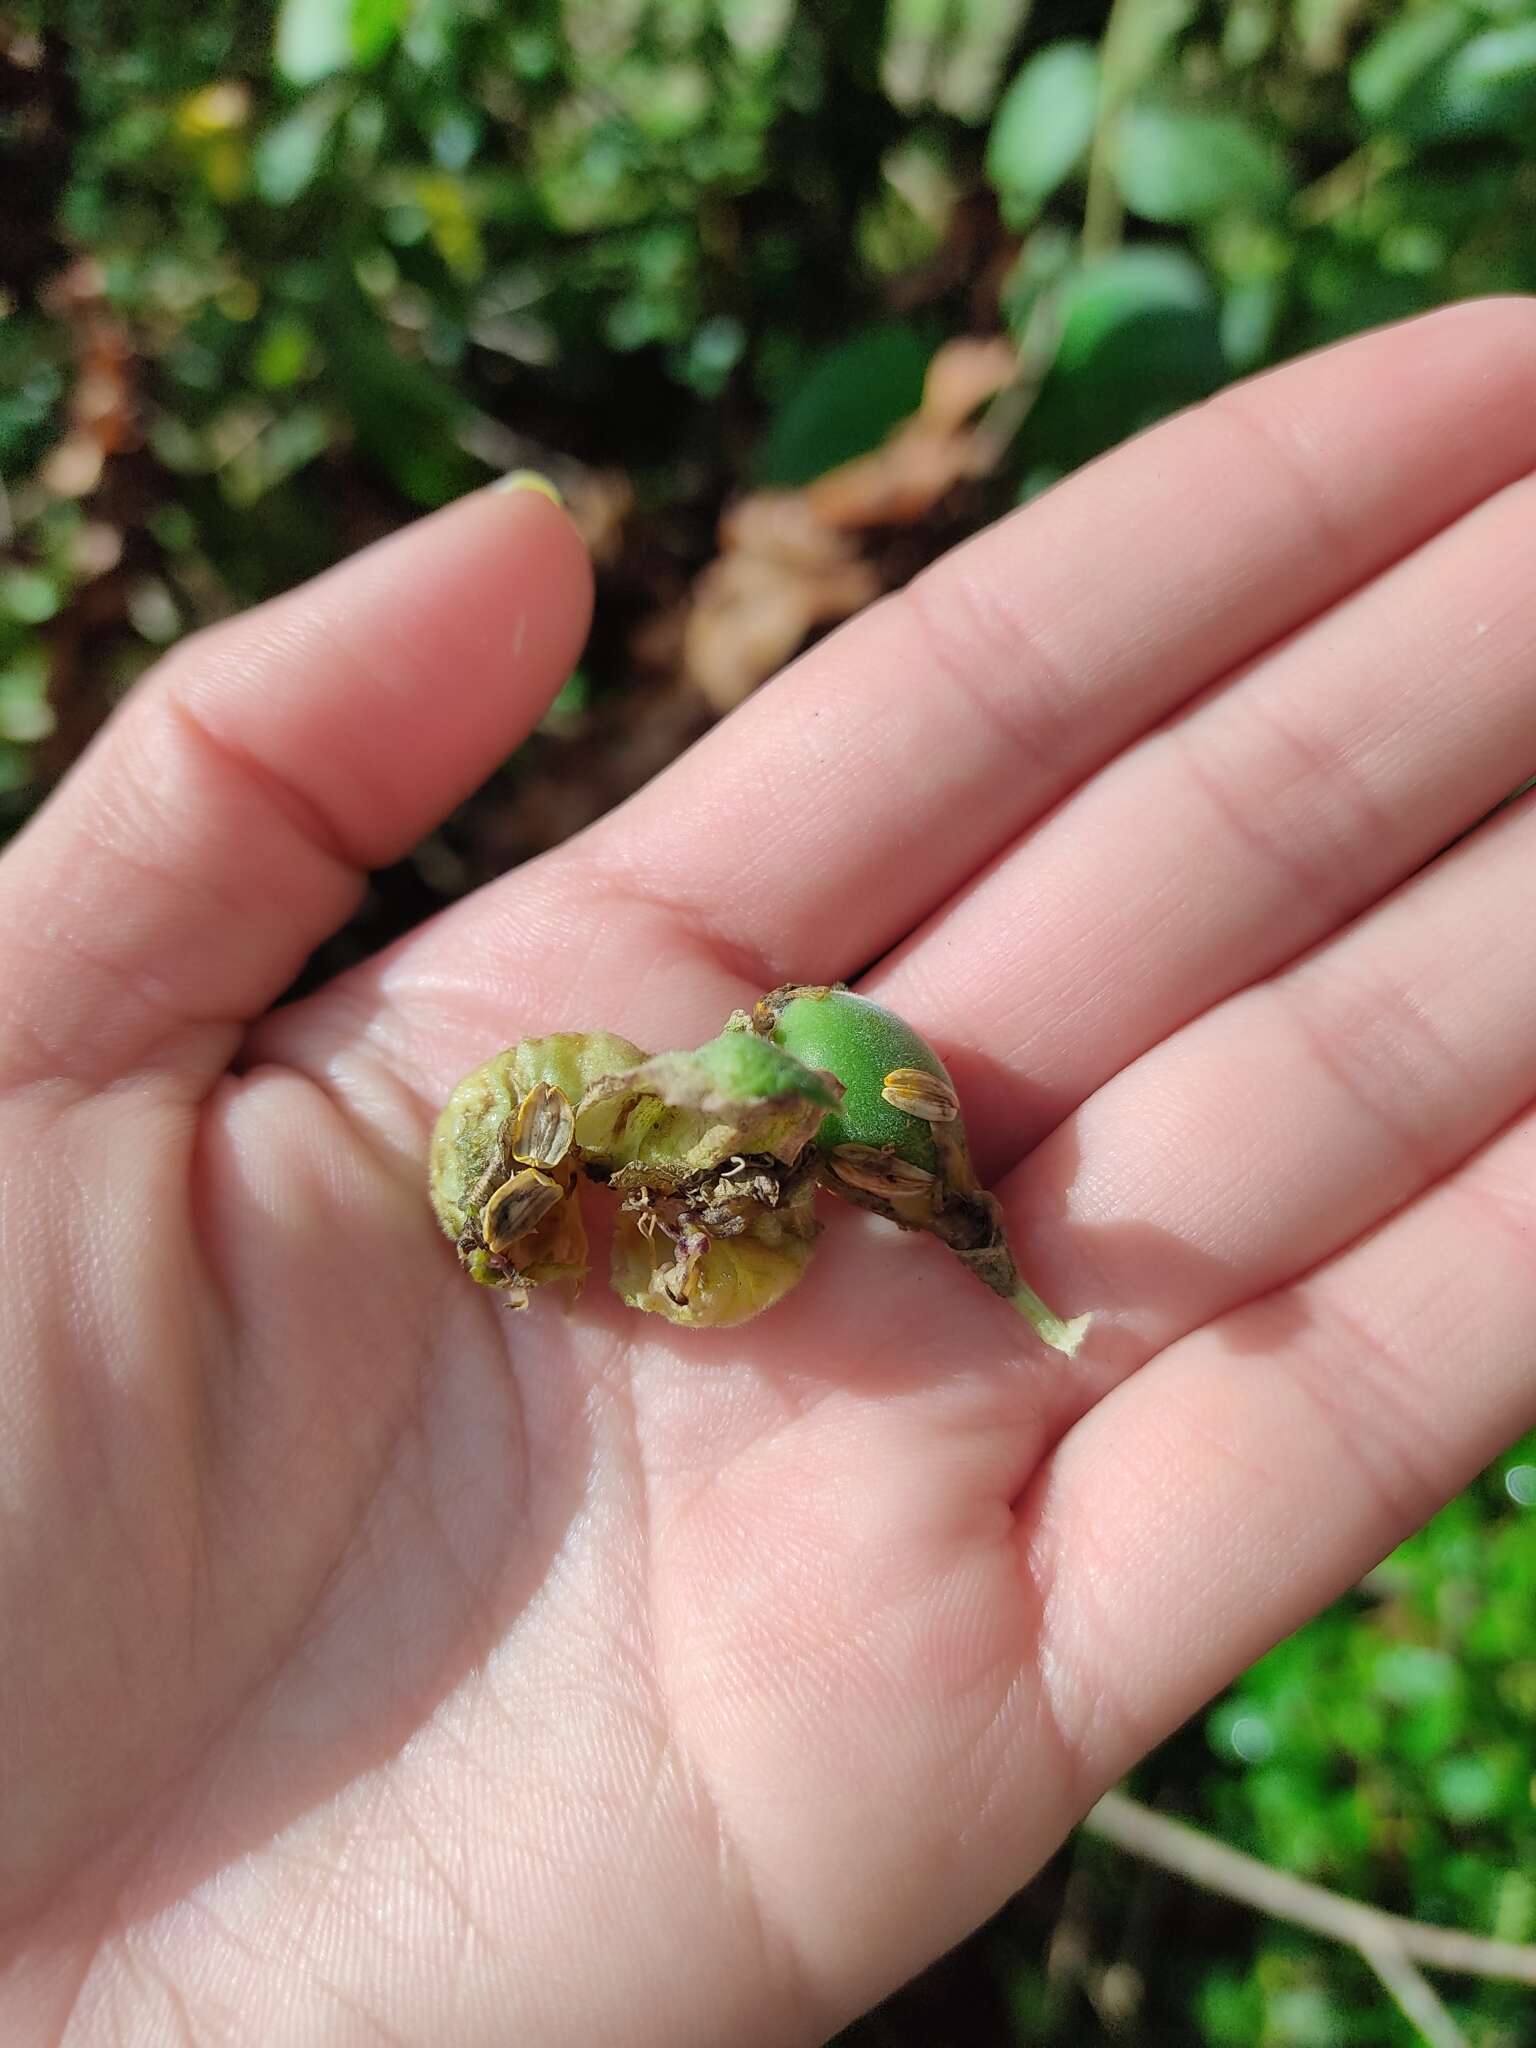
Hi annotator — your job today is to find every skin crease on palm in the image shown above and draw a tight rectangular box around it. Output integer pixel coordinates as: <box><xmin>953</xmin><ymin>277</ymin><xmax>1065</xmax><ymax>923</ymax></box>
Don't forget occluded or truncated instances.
<box><xmin>3</xmin><ymin>303</ymin><xmax>1536</xmax><ymax>2048</ymax></box>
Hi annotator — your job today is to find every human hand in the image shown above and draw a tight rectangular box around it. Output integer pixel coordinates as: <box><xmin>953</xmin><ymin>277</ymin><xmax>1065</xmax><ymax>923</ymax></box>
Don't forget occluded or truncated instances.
<box><xmin>3</xmin><ymin>302</ymin><xmax>1535</xmax><ymax>2046</ymax></box>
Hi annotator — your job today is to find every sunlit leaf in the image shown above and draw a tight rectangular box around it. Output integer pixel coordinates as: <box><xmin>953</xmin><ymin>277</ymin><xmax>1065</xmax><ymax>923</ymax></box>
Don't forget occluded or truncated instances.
<box><xmin>1115</xmin><ymin>101</ymin><xmax>1294</xmax><ymax>222</ymax></box>
<box><xmin>253</xmin><ymin>93</ymin><xmax>341</xmax><ymax>203</ymax></box>
<box><xmin>274</xmin><ymin>0</ymin><xmax>351</xmax><ymax>85</ymax></box>
<box><xmin>1391</xmin><ymin>20</ymin><xmax>1536</xmax><ymax>141</ymax></box>
<box><xmin>1351</xmin><ymin>2</ymin><xmax>1474</xmax><ymax>121</ymax></box>
<box><xmin>350</xmin><ymin>0</ymin><xmax>406</xmax><ymax>69</ymax></box>
<box><xmin>0</xmin><ymin>650</ymin><xmax>55</xmax><ymax>744</ymax></box>
<box><xmin>985</xmin><ymin>42</ymin><xmax>1099</xmax><ymax>226</ymax></box>
<box><xmin>274</xmin><ymin>0</ymin><xmax>403</xmax><ymax>84</ymax></box>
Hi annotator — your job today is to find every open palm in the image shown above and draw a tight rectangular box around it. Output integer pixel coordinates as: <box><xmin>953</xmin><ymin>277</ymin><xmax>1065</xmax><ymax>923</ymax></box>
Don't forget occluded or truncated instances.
<box><xmin>4</xmin><ymin>304</ymin><xmax>1536</xmax><ymax>2047</ymax></box>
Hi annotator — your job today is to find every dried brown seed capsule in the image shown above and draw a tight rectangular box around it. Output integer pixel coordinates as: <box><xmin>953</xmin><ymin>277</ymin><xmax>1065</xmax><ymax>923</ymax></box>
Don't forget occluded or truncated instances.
<box><xmin>879</xmin><ymin>1067</ymin><xmax>960</xmax><ymax>1123</ymax></box>
<box><xmin>482</xmin><ymin>1168</ymin><xmax>566</xmax><ymax>1256</ymax></box>
<box><xmin>510</xmin><ymin>1082</ymin><xmax>575</xmax><ymax>1170</ymax></box>
<box><xmin>826</xmin><ymin>1143</ymin><xmax>940</xmax><ymax>1201</ymax></box>
<box><xmin>431</xmin><ymin>1033</ymin><xmax>647</xmax><ymax>1301</ymax></box>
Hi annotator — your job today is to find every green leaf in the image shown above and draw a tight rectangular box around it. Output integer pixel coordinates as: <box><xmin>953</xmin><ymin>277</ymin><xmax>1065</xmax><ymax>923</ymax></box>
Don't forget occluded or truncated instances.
<box><xmin>0</xmin><ymin>741</ymin><xmax>35</xmax><ymax>796</ymax></box>
<box><xmin>1393</xmin><ymin>21</ymin><xmax>1536</xmax><ymax>141</ymax></box>
<box><xmin>1350</xmin><ymin>2</ymin><xmax>1474</xmax><ymax>122</ymax></box>
<box><xmin>1221</xmin><ymin>276</ymin><xmax>1286</xmax><ymax>370</ymax></box>
<box><xmin>985</xmin><ymin>42</ymin><xmax>1099</xmax><ymax>227</ymax></box>
<box><xmin>0</xmin><ymin>568</ymin><xmax>62</xmax><ymax>625</ymax></box>
<box><xmin>275</xmin><ymin>0</ymin><xmax>402</xmax><ymax>85</ymax></box>
<box><xmin>275</xmin><ymin>0</ymin><xmax>350</xmax><ymax>85</ymax></box>
<box><xmin>694</xmin><ymin>1030</ymin><xmax>839</xmax><ymax>1110</ymax></box>
<box><xmin>253</xmin><ymin>93</ymin><xmax>341</xmax><ymax>205</ymax></box>
<box><xmin>754</xmin><ymin>323</ymin><xmax>934</xmax><ymax>488</ymax></box>
<box><xmin>1105</xmin><ymin>0</ymin><xmax>1199</xmax><ymax>90</ymax></box>
<box><xmin>1054</xmin><ymin>247</ymin><xmax>1217</xmax><ymax>364</ymax></box>
<box><xmin>1025</xmin><ymin>248</ymin><xmax>1226</xmax><ymax>469</ymax></box>
<box><xmin>1434</xmin><ymin>1752</ymin><xmax>1506</xmax><ymax>1824</ymax></box>
<box><xmin>311</xmin><ymin>276</ymin><xmax>481</xmax><ymax>506</ymax></box>
<box><xmin>252</xmin><ymin>313</ymin><xmax>316</xmax><ymax>389</ymax></box>
<box><xmin>0</xmin><ymin>650</ymin><xmax>56</xmax><ymax>745</ymax></box>
<box><xmin>1115</xmin><ymin>102</ymin><xmax>1294</xmax><ymax>222</ymax></box>
<box><xmin>349</xmin><ymin>0</ymin><xmax>406</xmax><ymax>70</ymax></box>
<box><xmin>1300</xmin><ymin>249</ymin><xmax>1434</xmax><ymax>347</ymax></box>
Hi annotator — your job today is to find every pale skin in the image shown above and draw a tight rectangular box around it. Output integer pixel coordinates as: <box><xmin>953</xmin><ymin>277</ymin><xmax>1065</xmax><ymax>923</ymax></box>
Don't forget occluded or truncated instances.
<box><xmin>2</xmin><ymin>301</ymin><xmax>1535</xmax><ymax>2045</ymax></box>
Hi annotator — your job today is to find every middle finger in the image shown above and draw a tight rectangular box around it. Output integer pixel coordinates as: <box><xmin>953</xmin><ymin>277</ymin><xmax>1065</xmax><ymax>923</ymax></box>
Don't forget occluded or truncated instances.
<box><xmin>872</xmin><ymin>466</ymin><xmax>1536</xmax><ymax>1177</ymax></box>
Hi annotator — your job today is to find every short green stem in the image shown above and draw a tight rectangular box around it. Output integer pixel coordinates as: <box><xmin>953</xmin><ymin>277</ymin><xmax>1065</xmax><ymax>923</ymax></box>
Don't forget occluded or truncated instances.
<box><xmin>1012</xmin><ymin>1283</ymin><xmax>1091</xmax><ymax>1357</ymax></box>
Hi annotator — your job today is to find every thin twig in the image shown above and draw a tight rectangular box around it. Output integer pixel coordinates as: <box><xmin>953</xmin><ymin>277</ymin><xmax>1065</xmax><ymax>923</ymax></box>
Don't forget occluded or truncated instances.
<box><xmin>1080</xmin><ymin>0</ymin><xmax>1134</xmax><ymax>259</ymax></box>
<box><xmin>1359</xmin><ymin>1938</ymin><xmax>1469</xmax><ymax>2048</ymax></box>
<box><xmin>1293</xmin><ymin>137</ymin><xmax>1408</xmax><ymax>226</ymax></box>
<box><xmin>1083</xmin><ymin>1791</ymin><xmax>1536</xmax><ymax>1986</ymax></box>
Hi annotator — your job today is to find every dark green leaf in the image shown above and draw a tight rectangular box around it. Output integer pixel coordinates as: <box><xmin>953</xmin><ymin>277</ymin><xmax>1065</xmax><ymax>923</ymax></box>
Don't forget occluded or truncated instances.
<box><xmin>1300</xmin><ymin>249</ymin><xmax>1435</xmax><ymax>345</ymax></box>
<box><xmin>1024</xmin><ymin>248</ymin><xmax>1226</xmax><ymax>469</ymax></box>
<box><xmin>754</xmin><ymin>323</ymin><xmax>934</xmax><ymax>488</ymax></box>
<box><xmin>312</xmin><ymin>277</ymin><xmax>482</xmax><ymax>506</ymax></box>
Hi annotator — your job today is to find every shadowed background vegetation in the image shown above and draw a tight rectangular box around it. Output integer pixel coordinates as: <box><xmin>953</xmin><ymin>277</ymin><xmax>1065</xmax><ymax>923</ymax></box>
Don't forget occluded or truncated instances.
<box><xmin>5</xmin><ymin>1</ymin><xmax>1536</xmax><ymax>2039</ymax></box>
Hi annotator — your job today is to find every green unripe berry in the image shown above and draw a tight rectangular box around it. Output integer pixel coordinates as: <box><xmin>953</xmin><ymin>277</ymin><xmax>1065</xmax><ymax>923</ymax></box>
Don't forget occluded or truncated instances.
<box><xmin>768</xmin><ymin>989</ymin><xmax>959</xmax><ymax>1168</ymax></box>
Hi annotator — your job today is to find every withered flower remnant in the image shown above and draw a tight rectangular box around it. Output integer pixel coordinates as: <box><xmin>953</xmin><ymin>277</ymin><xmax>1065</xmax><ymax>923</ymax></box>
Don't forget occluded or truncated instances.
<box><xmin>429</xmin><ymin>989</ymin><xmax>1091</xmax><ymax>1353</ymax></box>
<box><xmin>430</xmin><ymin>1028</ymin><xmax>840</xmax><ymax>1326</ymax></box>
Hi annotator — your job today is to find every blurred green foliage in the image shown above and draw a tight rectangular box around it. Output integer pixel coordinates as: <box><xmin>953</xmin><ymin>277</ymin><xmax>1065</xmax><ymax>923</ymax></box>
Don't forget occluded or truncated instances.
<box><xmin>1190</xmin><ymin>1447</ymin><xmax>1536</xmax><ymax>2046</ymax></box>
<box><xmin>6</xmin><ymin>3</ymin><xmax>1536</xmax><ymax>2039</ymax></box>
<box><xmin>9</xmin><ymin>0</ymin><xmax>1536</xmax><ymax>823</ymax></box>
<box><xmin>848</xmin><ymin>1445</ymin><xmax>1536</xmax><ymax>2046</ymax></box>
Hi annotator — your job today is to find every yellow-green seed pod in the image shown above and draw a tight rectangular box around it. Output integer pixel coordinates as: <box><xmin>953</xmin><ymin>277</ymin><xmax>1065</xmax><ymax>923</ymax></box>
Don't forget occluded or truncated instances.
<box><xmin>611</xmin><ymin>1182</ymin><xmax>819</xmax><ymax>1329</ymax></box>
<box><xmin>430</xmin><ymin>1032</ymin><xmax>647</xmax><ymax>1242</ymax></box>
<box><xmin>430</xmin><ymin>1031</ymin><xmax>648</xmax><ymax>1300</ymax></box>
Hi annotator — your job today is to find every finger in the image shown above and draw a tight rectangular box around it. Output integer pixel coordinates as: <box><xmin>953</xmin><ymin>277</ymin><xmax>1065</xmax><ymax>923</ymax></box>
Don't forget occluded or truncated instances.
<box><xmin>1021</xmin><ymin>1100</ymin><xmax>1536</xmax><ymax>1796</ymax></box>
<box><xmin>872</xmin><ymin>443</ymin><xmax>1536</xmax><ymax>1177</ymax></box>
<box><xmin>993</xmin><ymin>784</ymin><xmax>1536</xmax><ymax>1412</ymax></box>
<box><xmin>0</xmin><ymin>484</ymin><xmax>590</xmax><ymax>1090</ymax></box>
<box><xmin>553</xmin><ymin>299</ymin><xmax>1536</xmax><ymax>983</ymax></box>
<box><xmin>260</xmin><ymin>301</ymin><xmax>1536</xmax><ymax>1129</ymax></box>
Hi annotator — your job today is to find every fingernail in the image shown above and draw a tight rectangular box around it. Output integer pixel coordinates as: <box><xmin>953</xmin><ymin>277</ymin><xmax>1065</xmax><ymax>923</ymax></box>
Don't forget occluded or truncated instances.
<box><xmin>493</xmin><ymin>468</ymin><xmax>563</xmax><ymax>506</ymax></box>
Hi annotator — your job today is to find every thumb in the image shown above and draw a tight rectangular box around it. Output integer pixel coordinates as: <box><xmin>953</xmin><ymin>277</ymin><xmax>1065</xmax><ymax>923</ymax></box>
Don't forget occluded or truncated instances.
<box><xmin>0</xmin><ymin>479</ymin><xmax>590</xmax><ymax>1092</ymax></box>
